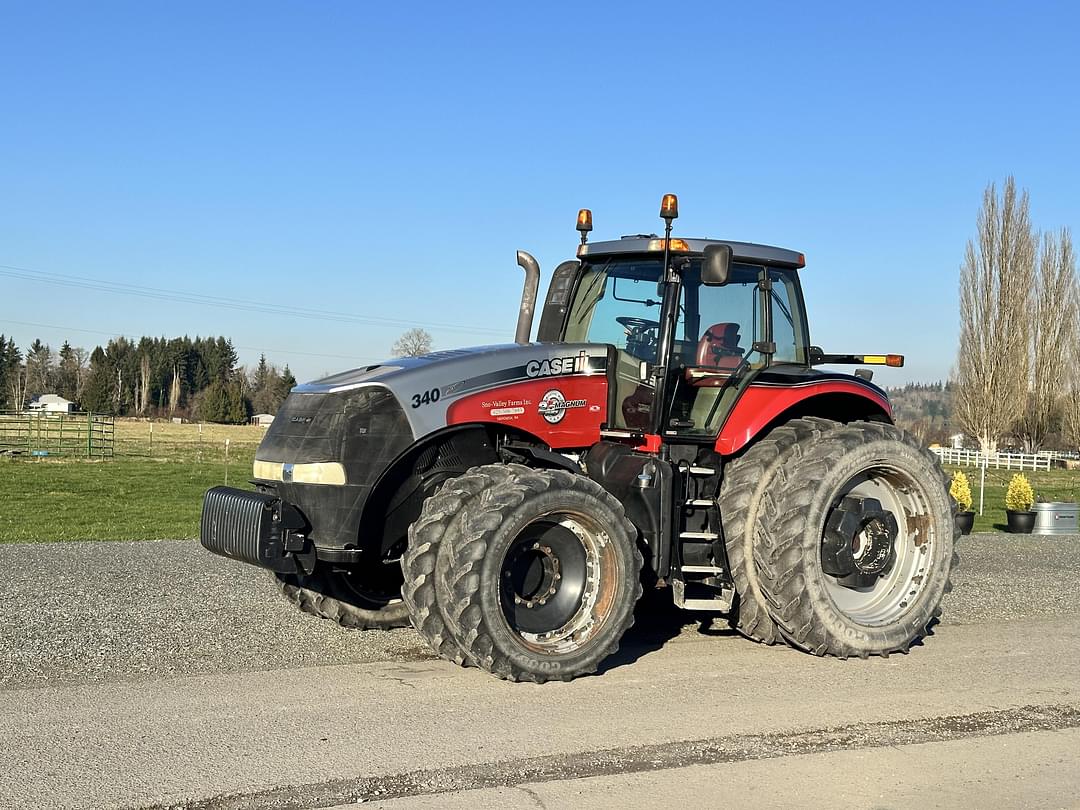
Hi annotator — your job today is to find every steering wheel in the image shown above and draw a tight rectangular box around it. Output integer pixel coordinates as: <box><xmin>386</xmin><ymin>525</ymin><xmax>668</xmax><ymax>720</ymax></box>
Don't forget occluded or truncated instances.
<box><xmin>616</xmin><ymin>316</ymin><xmax>660</xmax><ymax>362</ymax></box>
<box><xmin>616</xmin><ymin>316</ymin><xmax>660</xmax><ymax>333</ymax></box>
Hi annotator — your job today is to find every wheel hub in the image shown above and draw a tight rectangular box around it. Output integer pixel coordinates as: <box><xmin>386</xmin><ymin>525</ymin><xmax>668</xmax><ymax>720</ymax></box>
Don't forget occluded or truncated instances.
<box><xmin>500</xmin><ymin>520</ymin><xmax>588</xmax><ymax>635</ymax></box>
<box><xmin>822</xmin><ymin>496</ymin><xmax>899</xmax><ymax>587</ymax></box>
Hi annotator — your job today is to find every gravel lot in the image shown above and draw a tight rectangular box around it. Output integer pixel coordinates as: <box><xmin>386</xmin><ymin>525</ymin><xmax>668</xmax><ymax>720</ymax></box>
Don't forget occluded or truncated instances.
<box><xmin>1</xmin><ymin>532</ymin><xmax>1077</xmax><ymax>690</ymax></box>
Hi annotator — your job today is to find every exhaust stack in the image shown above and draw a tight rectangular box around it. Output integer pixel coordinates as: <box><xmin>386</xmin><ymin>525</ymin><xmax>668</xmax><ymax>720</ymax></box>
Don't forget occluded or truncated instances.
<box><xmin>514</xmin><ymin>250</ymin><xmax>540</xmax><ymax>345</ymax></box>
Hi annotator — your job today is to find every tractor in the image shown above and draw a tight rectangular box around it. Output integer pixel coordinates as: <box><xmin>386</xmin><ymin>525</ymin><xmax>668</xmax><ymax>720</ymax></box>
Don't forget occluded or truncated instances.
<box><xmin>200</xmin><ymin>195</ymin><xmax>958</xmax><ymax>682</ymax></box>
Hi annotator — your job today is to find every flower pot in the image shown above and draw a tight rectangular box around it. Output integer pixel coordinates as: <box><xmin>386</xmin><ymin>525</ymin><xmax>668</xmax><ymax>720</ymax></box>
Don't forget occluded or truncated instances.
<box><xmin>1006</xmin><ymin>509</ymin><xmax>1036</xmax><ymax>534</ymax></box>
<box><xmin>955</xmin><ymin>511</ymin><xmax>975</xmax><ymax>535</ymax></box>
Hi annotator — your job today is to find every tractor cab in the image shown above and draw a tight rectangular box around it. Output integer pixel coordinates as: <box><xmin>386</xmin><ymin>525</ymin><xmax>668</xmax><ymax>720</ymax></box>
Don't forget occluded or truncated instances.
<box><xmin>536</xmin><ymin>201</ymin><xmax>810</xmax><ymax>445</ymax></box>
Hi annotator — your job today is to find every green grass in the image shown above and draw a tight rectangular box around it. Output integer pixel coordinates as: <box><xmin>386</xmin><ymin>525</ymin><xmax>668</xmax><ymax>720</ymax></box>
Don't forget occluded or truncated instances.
<box><xmin>943</xmin><ymin>465</ymin><xmax>1080</xmax><ymax>533</ymax></box>
<box><xmin>3</xmin><ymin>417</ymin><xmax>1078</xmax><ymax>542</ymax></box>
<box><xmin>0</xmin><ymin>421</ymin><xmax>259</xmax><ymax>542</ymax></box>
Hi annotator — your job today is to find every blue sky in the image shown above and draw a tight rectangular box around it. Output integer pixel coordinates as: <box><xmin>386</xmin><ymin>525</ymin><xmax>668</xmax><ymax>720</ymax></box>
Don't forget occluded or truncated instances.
<box><xmin>2</xmin><ymin>2</ymin><xmax>1078</xmax><ymax>385</ymax></box>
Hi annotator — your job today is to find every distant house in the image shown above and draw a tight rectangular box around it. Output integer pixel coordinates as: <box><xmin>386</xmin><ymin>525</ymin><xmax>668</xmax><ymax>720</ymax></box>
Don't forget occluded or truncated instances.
<box><xmin>949</xmin><ymin>433</ymin><xmax>965</xmax><ymax>450</ymax></box>
<box><xmin>252</xmin><ymin>413</ymin><xmax>275</xmax><ymax>427</ymax></box>
<box><xmin>27</xmin><ymin>394</ymin><xmax>75</xmax><ymax>414</ymax></box>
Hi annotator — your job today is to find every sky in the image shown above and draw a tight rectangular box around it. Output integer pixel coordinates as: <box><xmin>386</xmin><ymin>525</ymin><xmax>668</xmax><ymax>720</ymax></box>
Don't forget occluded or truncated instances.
<box><xmin>2</xmin><ymin>2</ymin><xmax>1078</xmax><ymax>386</ymax></box>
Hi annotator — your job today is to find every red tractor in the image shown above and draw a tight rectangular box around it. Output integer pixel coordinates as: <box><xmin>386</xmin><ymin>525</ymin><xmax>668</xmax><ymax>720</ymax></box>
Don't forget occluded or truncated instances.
<box><xmin>201</xmin><ymin>195</ymin><xmax>958</xmax><ymax>682</ymax></box>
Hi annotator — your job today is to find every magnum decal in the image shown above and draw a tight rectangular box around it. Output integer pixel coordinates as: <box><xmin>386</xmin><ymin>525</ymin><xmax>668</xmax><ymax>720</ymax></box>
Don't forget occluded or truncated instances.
<box><xmin>538</xmin><ymin>390</ymin><xmax>588</xmax><ymax>424</ymax></box>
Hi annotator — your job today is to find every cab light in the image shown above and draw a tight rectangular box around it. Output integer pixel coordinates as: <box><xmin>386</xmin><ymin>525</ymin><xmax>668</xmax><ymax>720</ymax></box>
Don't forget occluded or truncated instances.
<box><xmin>660</xmin><ymin>193</ymin><xmax>679</xmax><ymax>220</ymax></box>
<box><xmin>647</xmin><ymin>238</ymin><xmax>690</xmax><ymax>252</ymax></box>
<box><xmin>576</xmin><ymin>208</ymin><xmax>593</xmax><ymax>233</ymax></box>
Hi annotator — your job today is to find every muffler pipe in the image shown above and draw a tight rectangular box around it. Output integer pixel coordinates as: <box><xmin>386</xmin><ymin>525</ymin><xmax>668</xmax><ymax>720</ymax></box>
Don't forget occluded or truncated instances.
<box><xmin>514</xmin><ymin>250</ymin><xmax>540</xmax><ymax>345</ymax></box>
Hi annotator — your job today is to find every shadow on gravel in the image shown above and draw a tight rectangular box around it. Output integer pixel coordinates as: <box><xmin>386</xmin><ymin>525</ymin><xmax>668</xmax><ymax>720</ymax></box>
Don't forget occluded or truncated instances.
<box><xmin>597</xmin><ymin>587</ymin><xmax>737</xmax><ymax>674</ymax></box>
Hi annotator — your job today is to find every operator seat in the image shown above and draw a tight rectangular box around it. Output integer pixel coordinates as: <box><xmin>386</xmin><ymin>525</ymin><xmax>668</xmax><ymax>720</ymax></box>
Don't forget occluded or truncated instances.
<box><xmin>686</xmin><ymin>322</ymin><xmax>744</xmax><ymax>433</ymax></box>
<box><xmin>686</xmin><ymin>322</ymin><xmax>744</xmax><ymax>386</ymax></box>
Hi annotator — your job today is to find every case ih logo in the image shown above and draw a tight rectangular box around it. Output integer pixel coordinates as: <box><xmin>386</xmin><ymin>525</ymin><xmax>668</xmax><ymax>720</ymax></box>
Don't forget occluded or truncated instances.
<box><xmin>538</xmin><ymin>389</ymin><xmax>587</xmax><ymax>424</ymax></box>
<box><xmin>526</xmin><ymin>350</ymin><xmax>589</xmax><ymax>378</ymax></box>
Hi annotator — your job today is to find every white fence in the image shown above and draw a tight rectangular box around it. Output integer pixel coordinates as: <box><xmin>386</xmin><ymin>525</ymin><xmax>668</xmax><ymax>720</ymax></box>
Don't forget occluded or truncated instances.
<box><xmin>930</xmin><ymin>447</ymin><xmax>1052</xmax><ymax>472</ymax></box>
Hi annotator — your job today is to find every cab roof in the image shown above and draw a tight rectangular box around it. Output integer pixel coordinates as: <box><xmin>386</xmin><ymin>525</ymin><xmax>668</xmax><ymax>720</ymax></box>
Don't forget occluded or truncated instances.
<box><xmin>578</xmin><ymin>237</ymin><xmax>805</xmax><ymax>268</ymax></box>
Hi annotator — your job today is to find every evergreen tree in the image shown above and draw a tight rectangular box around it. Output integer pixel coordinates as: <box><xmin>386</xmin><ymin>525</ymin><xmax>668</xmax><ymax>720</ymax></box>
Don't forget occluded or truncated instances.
<box><xmin>0</xmin><ymin>335</ymin><xmax>10</xmax><ymax>410</ymax></box>
<box><xmin>3</xmin><ymin>337</ymin><xmax>24</xmax><ymax>410</ymax></box>
<box><xmin>24</xmin><ymin>339</ymin><xmax>54</xmax><ymax>401</ymax></box>
<box><xmin>81</xmin><ymin>347</ymin><xmax>114</xmax><ymax>413</ymax></box>
<box><xmin>56</xmin><ymin>341</ymin><xmax>80</xmax><ymax>402</ymax></box>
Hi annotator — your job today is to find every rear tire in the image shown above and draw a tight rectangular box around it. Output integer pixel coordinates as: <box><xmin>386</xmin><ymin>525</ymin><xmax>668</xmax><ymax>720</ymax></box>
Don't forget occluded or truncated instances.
<box><xmin>754</xmin><ymin>422</ymin><xmax>958</xmax><ymax>657</ymax></box>
<box><xmin>273</xmin><ymin>568</ymin><xmax>410</xmax><ymax>630</ymax></box>
<box><xmin>437</xmin><ymin>466</ymin><xmax>643</xmax><ymax>682</ymax></box>
<box><xmin>718</xmin><ymin>416</ymin><xmax>839</xmax><ymax>644</ymax></box>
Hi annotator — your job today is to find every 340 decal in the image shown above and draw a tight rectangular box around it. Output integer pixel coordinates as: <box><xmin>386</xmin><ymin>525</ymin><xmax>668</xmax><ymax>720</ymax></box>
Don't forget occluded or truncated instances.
<box><xmin>410</xmin><ymin>388</ymin><xmax>441</xmax><ymax>408</ymax></box>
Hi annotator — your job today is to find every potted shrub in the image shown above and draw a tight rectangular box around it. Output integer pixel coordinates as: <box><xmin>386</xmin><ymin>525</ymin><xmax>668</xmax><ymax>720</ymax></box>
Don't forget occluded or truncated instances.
<box><xmin>950</xmin><ymin>470</ymin><xmax>975</xmax><ymax>535</ymax></box>
<box><xmin>1005</xmin><ymin>473</ymin><xmax>1036</xmax><ymax>533</ymax></box>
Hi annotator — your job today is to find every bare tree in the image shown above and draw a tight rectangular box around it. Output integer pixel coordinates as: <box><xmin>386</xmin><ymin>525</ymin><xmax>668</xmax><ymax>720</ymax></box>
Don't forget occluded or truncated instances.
<box><xmin>1018</xmin><ymin>228</ymin><xmax>1077</xmax><ymax>452</ymax></box>
<box><xmin>74</xmin><ymin>347</ymin><xmax>90</xmax><ymax>402</ymax></box>
<box><xmin>392</xmin><ymin>328</ymin><xmax>434</xmax><ymax>358</ymax></box>
<box><xmin>1063</xmin><ymin>271</ymin><xmax>1080</xmax><ymax>451</ymax></box>
<box><xmin>137</xmin><ymin>354</ymin><xmax>152</xmax><ymax>415</ymax></box>
<box><xmin>953</xmin><ymin>177</ymin><xmax>1038</xmax><ymax>454</ymax></box>
<box><xmin>168</xmin><ymin>365</ymin><xmax>182</xmax><ymax>415</ymax></box>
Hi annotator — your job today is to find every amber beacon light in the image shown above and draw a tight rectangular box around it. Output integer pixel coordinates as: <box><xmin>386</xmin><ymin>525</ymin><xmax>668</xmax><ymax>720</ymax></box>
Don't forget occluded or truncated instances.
<box><xmin>576</xmin><ymin>208</ymin><xmax>593</xmax><ymax>245</ymax></box>
<box><xmin>660</xmin><ymin>193</ymin><xmax>679</xmax><ymax>220</ymax></box>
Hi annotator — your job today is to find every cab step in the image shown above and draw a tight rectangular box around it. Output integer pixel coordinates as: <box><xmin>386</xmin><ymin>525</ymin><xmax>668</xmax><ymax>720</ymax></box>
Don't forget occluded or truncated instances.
<box><xmin>686</xmin><ymin>498</ymin><xmax>715</xmax><ymax>508</ymax></box>
<box><xmin>671</xmin><ymin>578</ymin><xmax>734</xmax><ymax>612</ymax></box>
<box><xmin>680</xmin><ymin>530</ymin><xmax>719</xmax><ymax>540</ymax></box>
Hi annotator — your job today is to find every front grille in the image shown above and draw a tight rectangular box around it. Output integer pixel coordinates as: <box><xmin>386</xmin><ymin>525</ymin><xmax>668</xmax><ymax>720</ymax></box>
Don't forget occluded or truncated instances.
<box><xmin>200</xmin><ymin>486</ymin><xmax>277</xmax><ymax>567</ymax></box>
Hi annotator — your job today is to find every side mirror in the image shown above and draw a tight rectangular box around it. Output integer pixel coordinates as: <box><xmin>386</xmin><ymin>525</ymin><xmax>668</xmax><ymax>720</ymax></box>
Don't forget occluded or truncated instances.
<box><xmin>701</xmin><ymin>243</ymin><xmax>733</xmax><ymax>286</ymax></box>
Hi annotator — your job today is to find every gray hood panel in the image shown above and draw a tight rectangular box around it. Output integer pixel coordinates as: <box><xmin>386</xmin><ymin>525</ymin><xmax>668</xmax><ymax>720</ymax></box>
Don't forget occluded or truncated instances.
<box><xmin>294</xmin><ymin>343</ymin><xmax>610</xmax><ymax>439</ymax></box>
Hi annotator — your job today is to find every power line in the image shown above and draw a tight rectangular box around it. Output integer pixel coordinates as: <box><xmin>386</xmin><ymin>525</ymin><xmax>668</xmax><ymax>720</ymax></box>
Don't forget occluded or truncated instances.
<box><xmin>0</xmin><ymin>318</ymin><xmax>385</xmax><ymax>364</ymax></box>
<box><xmin>0</xmin><ymin>263</ymin><xmax>510</xmax><ymax>336</ymax></box>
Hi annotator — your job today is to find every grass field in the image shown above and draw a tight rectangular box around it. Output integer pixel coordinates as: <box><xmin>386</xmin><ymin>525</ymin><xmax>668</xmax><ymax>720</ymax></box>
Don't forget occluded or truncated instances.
<box><xmin>1</xmin><ymin>419</ymin><xmax>1077</xmax><ymax>542</ymax></box>
<box><xmin>0</xmin><ymin>420</ymin><xmax>262</xmax><ymax>542</ymax></box>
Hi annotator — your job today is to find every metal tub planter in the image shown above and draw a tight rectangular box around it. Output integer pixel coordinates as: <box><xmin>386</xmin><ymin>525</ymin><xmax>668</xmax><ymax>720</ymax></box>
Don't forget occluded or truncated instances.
<box><xmin>1032</xmin><ymin>502</ymin><xmax>1080</xmax><ymax>535</ymax></box>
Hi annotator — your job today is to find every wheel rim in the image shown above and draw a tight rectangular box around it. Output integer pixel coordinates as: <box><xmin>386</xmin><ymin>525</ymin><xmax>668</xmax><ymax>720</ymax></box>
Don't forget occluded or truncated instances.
<box><xmin>819</xmin><ymin>465</ymin><xmax>937</xmax><ymax>626</ymax></box>
<box><xmin>498</xmin><ymin>511</ymin><xmax>619</xmax><ymax>655</ymax></box>
<box><xmin>338</xmin><ymin>555</ymin><xmax>404</xmax><ymax>608</ymax></box>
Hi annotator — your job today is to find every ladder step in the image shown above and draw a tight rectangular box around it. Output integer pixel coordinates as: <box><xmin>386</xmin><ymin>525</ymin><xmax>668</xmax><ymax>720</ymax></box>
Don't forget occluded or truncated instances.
<box><xmin>671</xmin><ymin>579</ymin><xmax>733</xmax><ymax>612</ymax></box>
<box><xmin>680</xmin><ymin>530</ymin><xmax>719</xmax><ymax>540</ymax></box>
<box><xmin>681</xmin><ymin>564</ymin><xmax>723</xmax><ymax>575</ymax></box>
<box><xmin>688</xmin><ymin>466</ymin><xmax>716</xmax><ymax>476</ymax></box>
<box><xmin>679</xmin><ymin>597</ymin><xmax>734</xmax><ymax>611</ymax></box>
<box><xmin>686</xmin><ymin>498</ymin><xmax>715</xmax><ymax>507</ymax></box>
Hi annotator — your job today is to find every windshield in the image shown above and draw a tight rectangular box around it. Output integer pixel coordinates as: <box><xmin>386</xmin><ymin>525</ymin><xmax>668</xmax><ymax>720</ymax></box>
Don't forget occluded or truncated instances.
<box><xmin>564</xmin><ymin>256</ymin><xmax>807</xmax><ymax>367</ymax></box>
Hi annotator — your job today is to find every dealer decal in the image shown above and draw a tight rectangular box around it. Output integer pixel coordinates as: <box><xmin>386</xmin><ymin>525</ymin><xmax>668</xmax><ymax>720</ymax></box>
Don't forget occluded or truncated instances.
<box><xmin>538</xmin><ymin>389</ymin><xmax>588</xmax><ymax>424</ymax></box>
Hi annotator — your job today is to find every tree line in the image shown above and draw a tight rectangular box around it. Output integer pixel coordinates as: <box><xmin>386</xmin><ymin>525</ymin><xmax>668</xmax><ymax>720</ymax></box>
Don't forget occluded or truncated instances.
<box><xmin>954</xmin><ymin>177</ymin><xmax>1080</xmax><ymax>454</ymax></box>
<box><xmin>0</xmin><ymin>334</ymin><xmax>295</xmax><ymax>423</ymax></box>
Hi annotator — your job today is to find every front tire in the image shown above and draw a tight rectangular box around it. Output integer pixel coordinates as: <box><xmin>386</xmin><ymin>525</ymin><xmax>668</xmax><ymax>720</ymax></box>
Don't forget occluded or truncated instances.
<box><xmin>401</xmin><ymin>464</ymin><xmax>516</xmax><ymax>664</ymax></box>
<box><xmin>436</xmin><ymin>466</ymin><xmax>643</xmax><ymax>682</ymax></box>
<box><xmin>273</xmin><ymin>567</ymin><xmax>410</xmax><ymax>630</ymax></box>
<box><xmin>754</xmin><ymin>422</ymin><xmax>958</xmax><ymax>658</ymax></box>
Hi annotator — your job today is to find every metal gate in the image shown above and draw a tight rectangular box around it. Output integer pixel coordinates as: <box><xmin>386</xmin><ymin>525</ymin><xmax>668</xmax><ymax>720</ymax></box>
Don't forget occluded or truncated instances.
<box><xmin>0</xmin><ymin>411</ymin><xmax>115</xmax><ymax>458</ymax></box>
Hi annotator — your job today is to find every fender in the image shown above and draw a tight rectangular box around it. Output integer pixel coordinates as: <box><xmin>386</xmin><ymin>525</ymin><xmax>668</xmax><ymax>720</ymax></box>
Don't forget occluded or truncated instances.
<box><xmin>715</xmin><ymin>379</ymin><xmax>892</xmax><ymax>456</ymax></box>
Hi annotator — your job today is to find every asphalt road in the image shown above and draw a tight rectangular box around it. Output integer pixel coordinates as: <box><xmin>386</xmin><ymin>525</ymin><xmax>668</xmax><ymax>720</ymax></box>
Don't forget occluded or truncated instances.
<box><xmin>0</xmin><ymin>533</ymin><xmax>1078</xmax><ymax>809</ymax></box>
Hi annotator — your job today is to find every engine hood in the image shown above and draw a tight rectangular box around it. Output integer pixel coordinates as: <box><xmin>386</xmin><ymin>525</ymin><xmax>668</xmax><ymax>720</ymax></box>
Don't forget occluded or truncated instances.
<box><xmin>291</xmin><ymin>343</ymin><xmax>611</xmax><ymax>439</ymax></box>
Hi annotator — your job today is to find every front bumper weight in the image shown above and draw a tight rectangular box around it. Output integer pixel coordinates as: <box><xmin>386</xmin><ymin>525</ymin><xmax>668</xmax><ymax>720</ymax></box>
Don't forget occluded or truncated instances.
<box><xmin>200</xmin><ymin>486</ymin><xmax>315</xmax><ymax>574</ymax></box>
